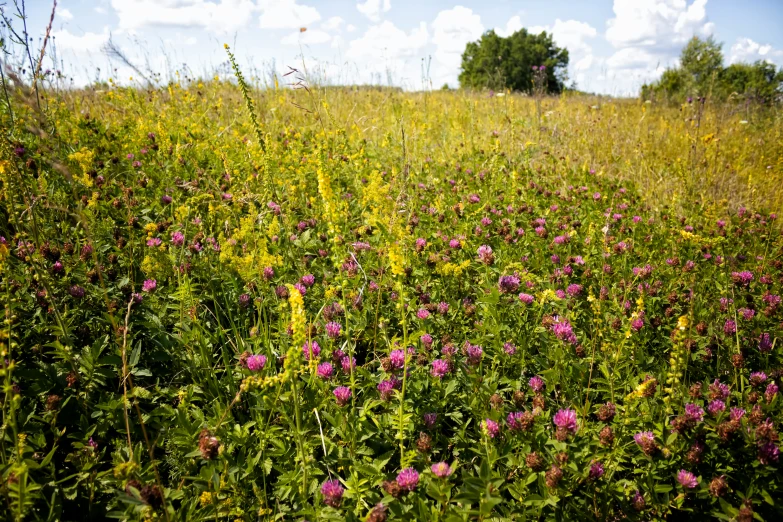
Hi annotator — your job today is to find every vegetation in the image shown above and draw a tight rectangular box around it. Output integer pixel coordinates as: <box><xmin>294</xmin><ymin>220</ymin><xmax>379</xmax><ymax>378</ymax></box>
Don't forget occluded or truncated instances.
<box><xmin>459</xmin><ymin>29</ymin><xmax>569</xmax><ymax>93</ymax></box>
<box><xmin>642</xmin><ymin>36</ymin><xmax>783</xmax><ymax>103</ymax></box>
<box><xmin>0</xmin><ymin>10</ymin><xmax>782</xmax><ymax>522</ymax></box>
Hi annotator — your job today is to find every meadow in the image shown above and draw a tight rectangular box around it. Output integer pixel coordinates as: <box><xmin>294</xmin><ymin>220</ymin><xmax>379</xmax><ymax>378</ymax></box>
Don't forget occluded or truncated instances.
<box><xmin>0</xmin><ymin>60</ymin><xmax>782</xmax><ymax>521</ymax></box>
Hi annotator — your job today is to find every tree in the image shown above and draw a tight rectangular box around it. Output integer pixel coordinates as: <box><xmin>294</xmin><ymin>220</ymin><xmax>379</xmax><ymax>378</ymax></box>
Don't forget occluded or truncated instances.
<box><xmin>458</xmin><ymin>29</ymin><xmax>569</xmax><ymax>93</ymax></box>
<box><xmin>719</xmin><ymin>61</ymin><xmax>783</xmax><ymax>102</ymax></box>
<box><xmin>680</xmin><ymin>35</ymin><xmax>724</xmax><ymax>95</ymax></box>
<box><xmin>641</xmin><ymin>36</ymin><xmax>782</xmax><ymax>104</ymax></box>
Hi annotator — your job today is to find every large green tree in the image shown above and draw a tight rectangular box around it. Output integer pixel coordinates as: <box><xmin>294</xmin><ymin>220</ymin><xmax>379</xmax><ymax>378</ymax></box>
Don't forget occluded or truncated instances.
<box><xmin>458</xmin><ymin>29</ymin><xmax>569</xmax><ymax>93</ymax></box>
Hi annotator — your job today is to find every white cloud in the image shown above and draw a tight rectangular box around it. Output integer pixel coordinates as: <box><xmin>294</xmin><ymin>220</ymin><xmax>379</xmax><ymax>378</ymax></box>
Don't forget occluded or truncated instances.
<box><xmin>282</xmin><ymin>29</ymin><xmax>331</xmax><ymax>46</ymax></box>
<box><xmin>111</xmin><ymin>0</ymin><xmax>258</xmax><ymax>33</ymax></box>
<box><xmin>347</xmin><ymin>21</ymin><xmax>427</xmax><ymax>60</ymax></box>
<box><xmin>524</xmin><ymin>19</ymin><xmax>597</xmax><ymax>83</ymax></box>
<box><xmin>431</xmin><ymin>6</ymin><xmax>484</xmax><ymax>86</ymax></box>
<box><xmin>357</xmin><ymin>0</ymin><xmax>391</xmax><ymax>22</ymax></box>
<box><xmin>346</xmin><ymin>21</ymin><xmax>428</xmax><ymax>86</ymax></box>
<box><xmin>52</xmin><ymin>27</ymin><xmax>110</xmax><ymax>52</ymax></box>
<box><xmin>59</xmin><ymin>8</ymin><xmax>74</xmax><ymax>21</ymax></box>
<box><xmin>321</xmin><ymin>16</ymin><xmax>345</xmax><ymax>32</ymax></box>
<box><xmin>346</xmin><ymin>24</ymin><xmax>357</xmax><ymax>33</ymax></box>
<box><xmin>95</xmin><ymin>6</ymin><xmax>107</xmax><ymax>14</ymax></box>
<box><xmin>729</xmin><ymin>37</ymin><xmax>783</xmax><ymax>66</ymax></box>
<box><xmin>185</xmin><ymin>36</ymin><xmax>198</xmax><ymax>45</ymax></box>
<box><xmin>258</xmin><ymin>0</ymin><xmax>320</xmax><ymax>29</ymax></box>
<box><xmin>598</xmin><ymin>0</ymin><xmax>714</xmax><ymax>95</ymax></box>
<box><xmin>495</xmin><ymin>15</ymin><xmax>522</xmax><ymax>38</ymax></box>
<box><xmin>606</xmin><ymin>0</ymin><xmax>713</xmax><ymax>52</ymax></box>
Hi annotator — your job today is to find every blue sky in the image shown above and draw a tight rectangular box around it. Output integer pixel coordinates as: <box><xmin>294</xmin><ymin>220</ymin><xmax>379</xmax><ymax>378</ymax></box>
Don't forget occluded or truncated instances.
<box><xmin>18</xmin><ymin>0</ymin><xmax>783</xmax><ymax>95</ymax></box>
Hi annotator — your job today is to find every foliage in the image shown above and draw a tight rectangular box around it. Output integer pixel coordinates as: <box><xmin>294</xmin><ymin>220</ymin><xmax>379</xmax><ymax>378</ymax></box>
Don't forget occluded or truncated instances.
<box><xmin>642</xmin><ymin>36</ymin><xmax>783</xmax><ymax>103</ymax></box>
<box><xmin>459</xmin><ymin>29</ymin><xmax>569</xmax><ymax>93</ymax></box>
<box><xmin>0</xmin><ymin>52</ymin><xmax>782</xmax><ymax>522</ymax></box>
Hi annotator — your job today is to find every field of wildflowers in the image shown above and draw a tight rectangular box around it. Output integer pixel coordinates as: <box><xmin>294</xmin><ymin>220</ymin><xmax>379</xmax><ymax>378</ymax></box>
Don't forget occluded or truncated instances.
<box><xmin>0</xmin><ymin>66</ymin><xmax>782</xmax><ymax>521</ymax></box>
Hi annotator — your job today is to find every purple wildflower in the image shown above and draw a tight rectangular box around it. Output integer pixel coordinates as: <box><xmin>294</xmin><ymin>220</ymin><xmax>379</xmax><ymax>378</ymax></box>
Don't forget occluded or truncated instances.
<box><xmin>396</xmin><ymin>468</ymin><xmax>419</xmax><ymax>491</ymax></box>
<box><xmin>247</xmin><ymin>355</ymin><xmax>267</xmax><ymax>371</ymax></box>
<box><xmin>677</xmin><ymin>470</ymin><xmax>698</xmax><ymax>489</ymax></box>
<box><xmin>333</xmin><ymin>386</ymin><xmax>352</xmax><ymax>406</ymax></box>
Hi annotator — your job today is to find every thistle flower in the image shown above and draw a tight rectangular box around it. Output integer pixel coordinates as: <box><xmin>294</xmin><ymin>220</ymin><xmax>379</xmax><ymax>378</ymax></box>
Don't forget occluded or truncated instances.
<box><xmin>333</xmin><ymin>386</ymin><xmax>351</xmax><ymax>406</ymax></box>
<box><xmin>396</xmin><ymin>468</ymin><xmax>419</xmax><ymax>491</ymax></box>
<box><xmin>431</xmin><ymin>462</ymin><xmax>453</xmax><ymax>478</ymax></box>
<box><xmin>423</xmin><ymin>413</ymin><xmax>438</xmax><ymax>428</ymax></box>
<box><xmin>321</xmin><ymin>479</ymin><xmax>344</xmax><ymax>507</ymax></box>
<box><xmin>246</xmin><ymin>355</ymin><xmax>267</xmax><ymax>372</ymax></box>
<box><xmin>676</xmin><ymin>470</ymin><xmax>698</xmax><ymax>489</ymax></box>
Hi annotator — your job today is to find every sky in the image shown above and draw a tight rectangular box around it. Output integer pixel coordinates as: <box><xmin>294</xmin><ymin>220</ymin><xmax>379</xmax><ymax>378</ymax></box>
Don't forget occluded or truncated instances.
<box><xmin>15</xmin><ymin>0</ymin><xmax>783</xmax><ymax>96</ymax></box>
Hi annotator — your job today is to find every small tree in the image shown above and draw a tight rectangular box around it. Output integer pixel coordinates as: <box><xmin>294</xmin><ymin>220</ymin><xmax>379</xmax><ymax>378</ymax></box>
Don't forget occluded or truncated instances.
<box><xmin>680</xmin><ymin>36</ymin><xmax>724</xmax><ymax>95</ymax></box>
<box><xmin>458</xmin><ymin>29</ymin><xmax>569</xmax><ymax>93</ymax></box>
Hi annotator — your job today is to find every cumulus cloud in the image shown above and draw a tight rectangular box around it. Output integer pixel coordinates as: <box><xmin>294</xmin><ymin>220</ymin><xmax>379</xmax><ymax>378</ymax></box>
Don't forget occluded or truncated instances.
<box><xmin>281</xmin><ymin>29</ymin><xmax>331</xmax><ymax>46</ymax></box>
<box><xmin>347</xmin><ymin>21</ymin><xmax>427</xmax><ymax>60</ymax></box>
<box><xmin>59</xmin><ymin>8</ymin><xmax>74</xmax><ymax>21</ymax></box>
<box><xmin>345</xmin><ymin>21</ymin><xmax>427</xmax><ymax>85</ymax></box>
<box><xmin>356</xmin><ymin>0</ymin><xmax>391</xmax><ymax>22</ymax></box>
<box><xmin>595</xmin><ymin>0</ymin><xmax>715</xmax><ymax>94</ymax></box>
<box><xmin>111</xmin><ymin>0</ymin><xmax>258</xmax><ymax>33</ymax></box>
<box><xmin>606</xmin><ymin>0</ymin><xmax>713</xmax><ymax>52</ymax></box>
<box><xmin>258</xmin><ymin>0</ymin><xmax>320</xmax><ymax>29</ymax></box>
<box><xmin>321</xmin><ymin>16</ymin><xmax>345</xmax><ymax>32</ymax></box>
<box><xmin>431</xmin><ymin>6</ymin><xmax>484</xmax><ymax>85</ymax></box>
<box><xmin>52</xmin><ymin>27</ymin><xmax>111</xmax><ymax>52</ymax></box>
<box><xmin>729</xmin><ymin>38</ymin><xmax>783</xmax><ymax>66</ymax></box>
<box><xmin>495</xmin><ymin>15</ymin><xmax>522</xmax><ymax>38</ymax></box>
<box><xmin>110</xmin><ymin>0</ymin><xmax>320</xmax><ymax>33</ymax></box>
